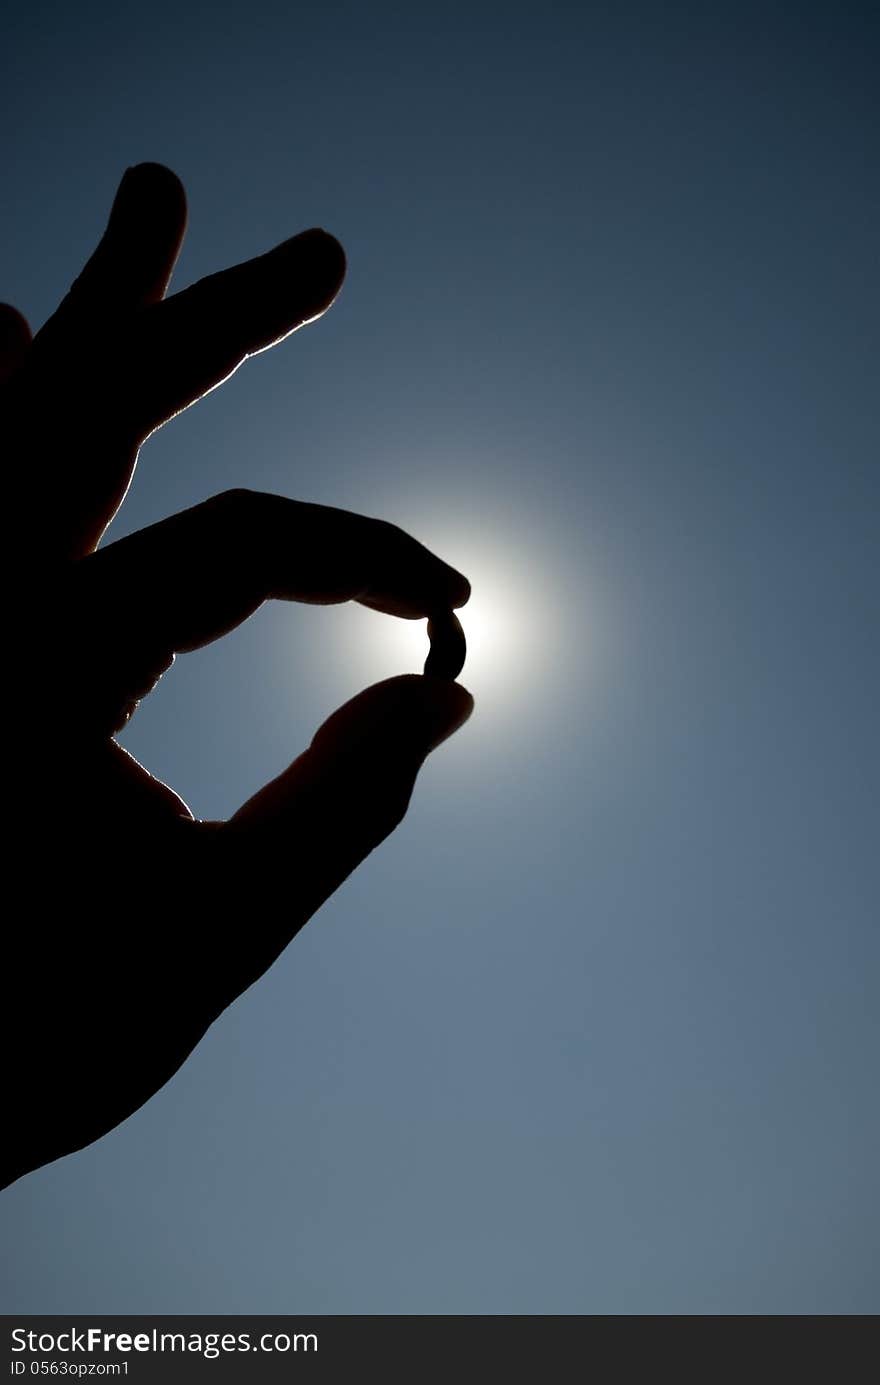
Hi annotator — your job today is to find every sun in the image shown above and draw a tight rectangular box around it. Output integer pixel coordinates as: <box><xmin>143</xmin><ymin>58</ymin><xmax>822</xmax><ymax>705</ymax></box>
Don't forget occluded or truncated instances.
<box><xmin>355</xmin><ymin>577</ymin><xmax>516</xmax><ymax>689</ymax></box>
<box><xmin>309</xmin><ymin>481</ymin><xmax>598</xmax><ymax>754</ymax></box>
<box><xmin>337</xmin><ymin>515</ymin><xmax>566</xmax><ymax>737</ymax></box>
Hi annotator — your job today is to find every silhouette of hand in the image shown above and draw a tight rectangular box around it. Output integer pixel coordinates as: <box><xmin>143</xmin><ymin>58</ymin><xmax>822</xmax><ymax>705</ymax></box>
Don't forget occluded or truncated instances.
<box><xmin>1</xmin><ymin>163</ymin><xmax>472</xmax><ymax>1188</ymax></box>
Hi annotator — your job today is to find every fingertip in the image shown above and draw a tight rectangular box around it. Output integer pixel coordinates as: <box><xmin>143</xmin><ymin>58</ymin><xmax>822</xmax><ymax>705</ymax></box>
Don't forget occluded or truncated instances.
<box><xmin>428</xmin><ymin>679</ymin><xmax>475</xmax><ymax>750</ymax></box>
<box><xmin>279</xmin><ymin>227</ymin><xmax>347</xmax><ymax>321</ymax></box>
<box><xmin>124</xmin><ymin>161</ymin><xmax>187</xmax><ymax>210</ymax></box>
<box><xmin>430</xmin><ymin>562</ymin><xmax>470</xmax><ymax>611</ymax></box>
<box><xmin>453</xmin><ymin>573</ymin><xmax>472</xmax><ymax>607</ymax></box>
<box><xmin>405</xmin><ymin>672</ymin><xmax>474</xmax><ymax>752</ymax></box>
<box><xmin>110</xmin><ymin>162</ymin><xmax>188</xmax><ymax>240</ymax></box>
<box><xmin>300</xmin><ymin>227</ymin><xmax>347</xmax><ymax>276</ymax></box>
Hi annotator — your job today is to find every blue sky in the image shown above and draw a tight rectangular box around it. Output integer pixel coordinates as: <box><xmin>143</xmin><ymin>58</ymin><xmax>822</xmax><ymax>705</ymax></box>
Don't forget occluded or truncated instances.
<box><xmin>1</xmin><ymin>2</ymin><xmax>878</xmax><ymax>1312</ymax></box>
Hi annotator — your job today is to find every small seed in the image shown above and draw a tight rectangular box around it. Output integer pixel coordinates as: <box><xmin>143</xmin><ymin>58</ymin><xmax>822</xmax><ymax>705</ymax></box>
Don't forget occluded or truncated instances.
<box><xmin>424</xmin><ymin>610</ymin><xmax>466</xmax><ymax>680</ymax></box>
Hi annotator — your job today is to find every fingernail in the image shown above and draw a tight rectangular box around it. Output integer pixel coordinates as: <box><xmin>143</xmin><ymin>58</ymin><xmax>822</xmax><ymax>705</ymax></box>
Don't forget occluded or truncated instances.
<box><xmin>110</xmin><ymin>163</ymin><xmax>186</xmax><ymax>228</ymax></box>
<box><xmin>278</xmin><ymin>228</ymin><xmax>347</xmax><ymax>311</ymax></box>
<box><xmin>451</xmin><ymin>572</ymin><xmax>471</xmax><ymax>606</ymax></box>
<box><xmin>312</xmin><ymin>675</ymin><xmax>474</xmax><ymax>765</ymax></box>
<box><xmin>408</xmin><ymin>677</ymin><xmax>475</xmax><ymax>754</ymax></box>
<box><xmin>297</xmin><ymin>226</ymin><xmax>346</xmax><ymax>268</ymax></box>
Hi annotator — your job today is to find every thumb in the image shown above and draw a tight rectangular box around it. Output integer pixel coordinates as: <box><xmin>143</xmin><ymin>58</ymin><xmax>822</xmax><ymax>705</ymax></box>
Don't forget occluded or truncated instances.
<box><xmin>212</xmin><ymin>676</ymin><xmax>473</xmax><ymax>991</ymax></box>
<box><xmin>310</xmin><ymin>671</ymin><xmax>473</xmax><ymax>766</ymax></box>
<box><xmin>233</xmin><ymin>673</ymin><xmax>473</xmax><ymax>834</ymax></box>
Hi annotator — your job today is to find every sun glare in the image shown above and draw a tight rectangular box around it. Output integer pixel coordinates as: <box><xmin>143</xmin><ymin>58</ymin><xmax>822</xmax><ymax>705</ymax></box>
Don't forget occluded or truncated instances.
<box><xmin>336</xmin><ymin>499</ymin><xmax>576</xmax><ymax>740</ymax></box>
<box><xmin>294</xmin><ymin>475</ymin><xmax>611</xmax><ymax>768</ymax></box>
<box><xmin>358</xmin><ymin>574</ymin><xmax>518</xmax><ymax>692</ymax></box>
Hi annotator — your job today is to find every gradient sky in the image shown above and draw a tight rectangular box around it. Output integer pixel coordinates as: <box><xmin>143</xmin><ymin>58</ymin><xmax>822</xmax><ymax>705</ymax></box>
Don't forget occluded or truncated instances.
<box><xmin>2</xmin><ymin>2</ymin><xmax>878</xmax><ymax>1313</ymax></box>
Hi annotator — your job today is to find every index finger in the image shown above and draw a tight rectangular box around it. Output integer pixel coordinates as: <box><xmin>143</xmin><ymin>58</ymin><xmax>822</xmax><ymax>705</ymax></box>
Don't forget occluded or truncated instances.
<box><xmin>129</xmin><ymin>228</ymin><xmax>346</xmax><ymax>436</ymax></box>
<box><xmin>70</xmin><ymin>490</ymin><xmax>471</xmax><ymax>726</ymax></box>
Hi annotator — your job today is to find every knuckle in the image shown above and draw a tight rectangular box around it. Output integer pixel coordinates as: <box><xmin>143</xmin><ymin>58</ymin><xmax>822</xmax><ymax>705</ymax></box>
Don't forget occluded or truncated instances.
<box><xmin>214</xmin><ymin>485</ymin><xmax>263</xmax><ymax>513</ymax></box>
<box><xmin>210</xmin><ymin>487</ymin><xmax>274</xmax><ymax>537</ymax></box>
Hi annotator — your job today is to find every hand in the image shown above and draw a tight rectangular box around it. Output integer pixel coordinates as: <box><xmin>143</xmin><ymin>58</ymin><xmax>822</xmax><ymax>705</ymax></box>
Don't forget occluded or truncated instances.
<box><xmin>1</xmin><ymin>163</ymin><xmax>473</xmax><ymax>1189</ymax></box>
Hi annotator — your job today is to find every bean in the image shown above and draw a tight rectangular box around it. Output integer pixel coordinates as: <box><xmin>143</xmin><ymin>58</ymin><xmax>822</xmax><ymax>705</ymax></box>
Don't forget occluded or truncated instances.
<box><xmin>424</xmin><ymin>610</ymin><xmax>466</xmax><ymax>680</ymax></box>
